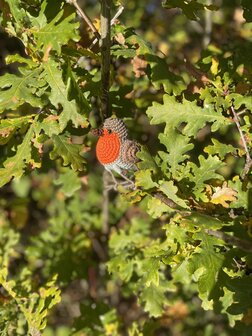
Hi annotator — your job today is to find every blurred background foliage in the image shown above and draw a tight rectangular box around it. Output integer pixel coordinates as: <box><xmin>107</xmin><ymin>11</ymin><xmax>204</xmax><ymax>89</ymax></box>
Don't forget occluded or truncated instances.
<box><xmin>0</xmin><ymin>0</ymin><xmax>251</xmax><ymax>335</ymax></box>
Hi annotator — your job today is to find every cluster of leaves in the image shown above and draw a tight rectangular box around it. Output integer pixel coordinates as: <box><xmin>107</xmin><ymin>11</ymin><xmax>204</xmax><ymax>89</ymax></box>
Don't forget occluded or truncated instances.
<box><xmin>0</xmin><ymin>0</ymin><xmax>251</xmax><ymax>335</ymax></box>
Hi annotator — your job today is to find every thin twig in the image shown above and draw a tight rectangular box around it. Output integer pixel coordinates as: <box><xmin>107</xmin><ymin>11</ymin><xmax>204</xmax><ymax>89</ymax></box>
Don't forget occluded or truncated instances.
<box><xmin>236</xmin><ymin>108</ymin><xmax>248</xmax><ymax>116</ymax></box>
<box><xmin>110</xmin><ymin>5</ymin><xmax>124</xmax><ymax>25</ymax></box>
<box><xmin>89</xmin><ymin>5</ymin><xmax>124</xmax><ymax>49</ymax></box>
<box><xmin>153</xmin><ymin>192</ymin><xmax>184</xmax><ymax>210</ymax></box>
<box><xmin>230</xmin><ymin>105</ymin><xmax>252</xmax><ymax>178</ymax></box>
<box><xmin>66</xmin><ymin>0</ymin><xmax>100</xmax><ymax>41</ymax></box>
<box><xmin>100</xmin><ymin>0</ymin><xmax>111</xmax><ymax>120</ymax></box>
<box><xmin>205</xmin><ymin>229</ymin><xmax>252</xmax><ymax>253</ymax></box>
<box><xmin>91</xmin><ymin>236</ymin><xmax>107</xmax><ymax>261</ymax></box>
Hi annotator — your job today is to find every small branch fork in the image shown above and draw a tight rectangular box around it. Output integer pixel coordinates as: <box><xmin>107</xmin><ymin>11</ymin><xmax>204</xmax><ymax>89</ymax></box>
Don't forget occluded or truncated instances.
<box><xmin>67</xmin><ymin>0</ymin><xmax>124</xmax><ymax>49</ymax></box>
<box><xmin>89</xmin><ymin>5</ymin><xmax>124</xmax><ymax>48</ymax></box>
<box><xmin>230</xmin><ymin>105</ymin><xmax>252</xmax><ymax>178</ymax></box>
<box><xmin>66</xmin><ymin>0</ymin><xmax>100</xmax><ymax>41</ymax></box>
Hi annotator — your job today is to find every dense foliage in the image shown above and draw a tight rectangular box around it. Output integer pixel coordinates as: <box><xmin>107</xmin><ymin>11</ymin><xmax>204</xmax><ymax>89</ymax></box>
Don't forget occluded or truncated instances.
<box><xmin>0</xmin><ymin>0</ymin><xmax>251</xmax><ymax>335</ymax></box>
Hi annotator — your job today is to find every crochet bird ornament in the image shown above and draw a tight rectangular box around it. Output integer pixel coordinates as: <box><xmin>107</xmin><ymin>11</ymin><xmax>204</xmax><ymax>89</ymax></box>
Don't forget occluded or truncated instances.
<box><xmin>93</xmin><ymin>117</ymin><xmax>141</xmax><ymax>188</ymax></box>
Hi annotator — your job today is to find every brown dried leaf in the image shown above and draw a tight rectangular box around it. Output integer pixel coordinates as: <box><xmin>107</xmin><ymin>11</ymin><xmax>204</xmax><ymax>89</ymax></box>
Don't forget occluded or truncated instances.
<box><xmin>131</xmin><ymin>55</ymin><xmax>148</xmax><ymax>78</ymax></box>
<box><xmin>114</xmin><ymin>32</ymin><xmax>126</xmax><ymax>46</ymax></box>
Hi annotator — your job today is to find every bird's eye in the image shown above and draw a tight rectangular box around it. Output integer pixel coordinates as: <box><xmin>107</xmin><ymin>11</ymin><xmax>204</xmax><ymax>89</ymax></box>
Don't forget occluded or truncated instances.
<box><xmin>107</xmin><ymin>129</ymin><xmax>112</xmax><ymax>134</ymax></box>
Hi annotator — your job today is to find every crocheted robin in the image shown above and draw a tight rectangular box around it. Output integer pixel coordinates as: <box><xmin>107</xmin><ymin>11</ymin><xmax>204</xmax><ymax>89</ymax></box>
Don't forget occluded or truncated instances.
<box><xmin>93</xmin><ymin>117</ymin><xmax>140</xmax><ymax>186</ymax></box>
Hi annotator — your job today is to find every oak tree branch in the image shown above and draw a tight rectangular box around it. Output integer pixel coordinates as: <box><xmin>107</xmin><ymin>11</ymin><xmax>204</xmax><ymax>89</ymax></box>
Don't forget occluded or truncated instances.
<box><xmin>100</xmin><ymin>0</ymin><xmax>111</xmax><ymax>120</ymax></box>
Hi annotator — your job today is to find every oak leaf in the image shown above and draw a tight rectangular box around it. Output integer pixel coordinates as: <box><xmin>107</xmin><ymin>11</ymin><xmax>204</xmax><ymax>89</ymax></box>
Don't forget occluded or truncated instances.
<box><xmin>210</xmin><ymin>182</ymin><xmax>238</xmax><ymax>208</ymax></box>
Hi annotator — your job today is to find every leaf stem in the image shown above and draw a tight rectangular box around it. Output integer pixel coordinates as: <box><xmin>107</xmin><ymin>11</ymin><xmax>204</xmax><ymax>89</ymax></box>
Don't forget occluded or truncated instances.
<box><xmin>100</xmin><ymin>0</ymin><xmax>111</xmax><ymax>119</ymax></box>
<box><xmin>66</xmin><ymin>0</ymin><xmax>101</xmax><ymax>41</ymax></box>
<box><xmin>230</xmin><ymin>105</ymin><xmax>252</xmax><ymax>178</ymax></box>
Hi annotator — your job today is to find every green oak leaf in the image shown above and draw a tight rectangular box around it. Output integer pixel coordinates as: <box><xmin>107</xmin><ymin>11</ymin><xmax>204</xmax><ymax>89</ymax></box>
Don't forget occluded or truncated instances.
<box><xmin>32</xmin><ymin>10</ymin><xmax>80</xmax><ymax>54</ymax></box>
<box><xmin>6</xmin><ymin>54</ymin><xmax>37</xmax><ymax>68</ymax></box>
<box><xmin>229</xmin><ymin>93</ymin><xmax>252</xmax><ymax>110</ymax></box>
<box><xmin>0</xmin><ymin>115</ymin><xmax>34</xmax><ymax>145</ymax></box>
<box><xmin>139</xmin><ymin>258</ymin><xmax>160</xmax><ymax>287</ymax></box>
<box><xmin>220</xmin><ymin>287</ymin><xmax>243</xmax><ymax>327</ymax></box>
<box><xmin>229</xmin><ymin>177</ymin><xmax>251</xmax><ymax>210</ymax></box>
<box><xmin>147</xmin><ymin>196</ymin><xmax>172</xmax><ymax>218</ymax></box>
<box><xmin>162</xmin><ymin>0</ymin><xmax>217</xmax><ymax>20</ymax></box>
<box><xmin>188</xmin><ymin>232</ymin><xmax>224</xmax><ymax>297</ymax></box>
<box><xmin>146</xmin><ymin>54</ymin><xmax>186</xmax><ymax>95</ymax></box>
<box><xmin>50</xmin><ymin>134</ymin><xmax>86</xmax><ymax>171</ymax></box>
<box><xmin>0</xmin><ymin>126</ymin><xmax>37</xmax><ymax>187</ymax></box>
<box><xmin>135</xmin><ymin>169</ymin><xmax>158</xmax><ymax>189</ymax></box>
<box><xmin>159</xmin><ymin>131</ymin><xmax>194</xmax><ymax>177</ymax></box>
<box><xmin>63</xmin><ymin>61</ymin><xmax>91</xmax><ymax>113</ymax></box>
<box><xmin>125</xmin><ymin>29</ymin><xmax>153</xmax><ymax>55</ymax></box>
<box><xmin>3</xmin><ymin>0</ymin><xmax>27</xmax><ymax>29</ymax></box>
<box><xmin>182</xmin><ymin>213</ymin><xmax>223</xmax><ymax>230</ymax></box>
<box><xmin>0</xmin><ymin>67</ymin><xmax>45</xmax><ymax>112</ymax></box>
<box><xmin>188</xmin><ymin>155</ymin><xmax>224</xmax><ymax>200</ymax></box>
<box><xmin>34</xmin><ymin>115</ymin><xmax>61</xmax><ymax>137</ymax></box>
<box><xmin>140</xmin><ymin>284</ymin><xmax>166</xmax><ymax>317</ymax></box>
<box><xmin>164</xmin><ymin>222</ymin><xmax>189</xmax><ymax>252</ymax></box>
<box><xmin>107</xmin><ymin>255</ymin><xmax>134</xmax><ymax>282</ymax></box>
<box><xmin>111</xmin><ymin>45</ymin><xmax>136</xmax><ymax>58</ymax></box>
<box><xmin>224</xmin><ymin>275</ymin><xmax>252</xmax><ymax>317</ymax></box>
<box><xmin>172</xmin><ymin>259</ymin><xmax>191</xmax><ymax>285</ymax></box>
<box><xmin>43</xmin><ymin>59</ymin><xmax>89</xmax><ymax>130</ymax></box>
<box><xmin>109</xmin><ymin>229</ymin><xmax>133</xmax><ymax>253</ymax></box>
<box><xmin>136</xmin><ymin>146</ymin><xmax>159</xmax><ymax>172</ymax></box>
<box><xmin>159</xmin><ymin>181</ymin><xmax>189</xmax><ymax>209</ymax></box>
<box><xmin>54</xmin><ymin>170</ymin><xmax>81</xmax><ymax>197</ymax></box>
<box><xmin>204</xmin><ymin>138</ymin><xmax>236</xmax><ymax>159</ymax></box>
<box><xmin>147</xmin><ymin>95</ymin><xmax>230</xmax><ymax>138</ymax></box>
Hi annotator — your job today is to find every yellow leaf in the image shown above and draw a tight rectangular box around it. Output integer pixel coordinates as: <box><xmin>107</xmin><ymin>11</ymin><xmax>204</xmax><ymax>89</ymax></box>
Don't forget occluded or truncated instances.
<box><xmin>210</xmin><ymin>57</ymin><xmax>219</xmax><ymax>75</ymax></box>
<box><xmin>105</xmin><ymin>323</ymin><xmax>118</xmax><ymax>335</ymax></box>
<box><xmin>210</xmin><ymin>182</ymin><xmax>237</xmax><ymax>208</ymax></box>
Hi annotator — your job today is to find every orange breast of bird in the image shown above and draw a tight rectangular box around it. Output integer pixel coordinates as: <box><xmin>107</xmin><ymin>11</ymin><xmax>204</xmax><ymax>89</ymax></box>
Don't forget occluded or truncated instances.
<box><xmin>96</xmin><ymin>130</ymin><xmax>121</xmax><ymax>165</ymax></box>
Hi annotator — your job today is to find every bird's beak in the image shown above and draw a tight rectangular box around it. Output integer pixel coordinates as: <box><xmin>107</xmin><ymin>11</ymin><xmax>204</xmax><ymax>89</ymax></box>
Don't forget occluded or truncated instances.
<box><xmin>90</xmin><ymin>128</ymin><xmax>103</xmax><ymax>137</ymax></box>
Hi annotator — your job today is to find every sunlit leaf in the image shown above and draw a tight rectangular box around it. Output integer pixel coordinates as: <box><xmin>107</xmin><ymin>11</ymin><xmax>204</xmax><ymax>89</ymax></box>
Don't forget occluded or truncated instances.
<box><xmin>43</xmin><ymin>59</ymin><xmax>89</xmax><ymax>130</ymax></box>
<box><xmin>0</xmin><ymin>126</ymin><xmax>37</xmax><ymax>187</ymax></box>
<box><xmin>50</xmin><ymin>134</ymin><xmax>86</xmax><ymax>171</ymax></box>
<box><xmin>147</xmin><ymin>95</ymin><xmax>230</xmax><ymax>138</ymax></box>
